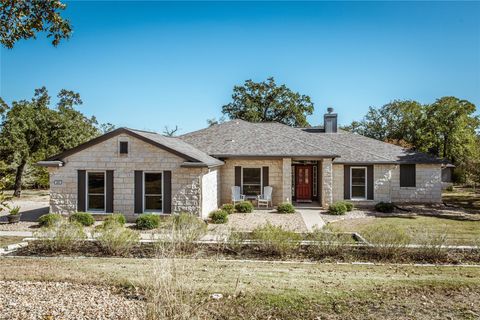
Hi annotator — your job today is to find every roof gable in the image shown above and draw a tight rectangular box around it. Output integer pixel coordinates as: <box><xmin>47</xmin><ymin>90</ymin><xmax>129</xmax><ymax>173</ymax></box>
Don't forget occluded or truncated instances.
<box><xmin>43</xmin><ymin>128</ymin><xmax>223</xmax><ymax>167</ymax></box>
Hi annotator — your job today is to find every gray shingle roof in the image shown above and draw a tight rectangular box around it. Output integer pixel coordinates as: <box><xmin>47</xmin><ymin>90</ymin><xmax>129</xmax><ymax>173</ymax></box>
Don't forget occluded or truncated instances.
<box><xmin>44</xmin><ymin>128</ymin><xmax>223</xmax><ymax>168</ymax></box>
<box><xmin>179</xmin><ymin>120</ymin><xmax>444</xmax><ymax>164</ymax></box>
<box><xmin>127</xmin><ymin>129</ymin><xmax>224</xmax><ymax>167</ymax></box>
<box><xmin>179</xmin><ymin>120</ymin><xmax>338</xmax><ymax>158</ymax></box>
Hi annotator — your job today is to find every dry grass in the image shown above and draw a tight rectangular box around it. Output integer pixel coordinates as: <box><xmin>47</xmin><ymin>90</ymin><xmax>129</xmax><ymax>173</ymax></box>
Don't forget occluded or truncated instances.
<box><xmin>0</xmin><ymin>257</ymin><xmax>479</xmax><ymax>319</ymax></box>
<box><xmin>0</xmin><ymin>236</ymin><xmax>24</xmax><ymax>247</ymax></box>
<box><xmin>331</xmin><ymin>215</ymin><xmax>480</xmax><ymax>246</ymax></box>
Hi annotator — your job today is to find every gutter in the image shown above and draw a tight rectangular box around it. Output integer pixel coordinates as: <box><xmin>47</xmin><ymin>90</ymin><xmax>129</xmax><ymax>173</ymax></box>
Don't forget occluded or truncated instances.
<box><xmin>36</xmin><ymin>160</ymin><xmax>64</xmax><ymax>167</ymax></box>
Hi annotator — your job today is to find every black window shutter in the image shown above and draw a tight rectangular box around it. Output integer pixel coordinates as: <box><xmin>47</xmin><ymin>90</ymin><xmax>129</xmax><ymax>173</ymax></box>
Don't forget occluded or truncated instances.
<box><xmin>343</xmin><ymin>165</ymin><xmax>350</xmax><ymax>199</ymax></box>
<box><xmin>163</xmin><ymin>171</ymin><xmax>172</xmax><ymax>214</ymax></box>
<box><xmin>400</xmin><ymin>164</ymin><xmax>416</xmax><ymax>187</ymax></box>
<box><xmin>367</xmin><ymin>165</ymin><xmax>374</xmax><ymax>200</ymax></box>
<box><xmin>119</xmin><ymin>141</ymin><xmax>128</xmax><ymax>154</ymax></box>
<box><xmin>77</xmin><ymin>170</ymin><xmax>86</xmax><ymax>212</ymax></box>
<box><xmin>234</xmin><ymin>166</ymin><xmax>241</xmax><ymax>187</ymax></box>
<box><xmin>262</xmin><ymin>166</ymin><xmax>269</xmax><ymax>190</ymax></box>
<box><xmin>106</xmin><ymin>170</ymin><xmax>114</xmax><ymax>213</ymax></box>
<box><xmin>134</xmin><ymin>171</ymin><xmax>143</xmax><ymax>214</ymax></box>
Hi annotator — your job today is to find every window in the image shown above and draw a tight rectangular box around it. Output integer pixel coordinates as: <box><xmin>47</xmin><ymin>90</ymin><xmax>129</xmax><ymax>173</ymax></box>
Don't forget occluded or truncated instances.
<box><xmin>400</xmin><ymin>164</ymin><xmax>416</xmax><ymax>187</ymax></box>
<box><xmin>350</xmin><ymin>167</ymin><xmax>366</xmax><ymax>200</ymax></box>
<box><xmin>144</xmin><ymin>172</ymin><xmax>162</xmax><ymax>212</ymax></box>
<box><xmin>313</xmin><ymin>166</ymin><xmax>318</xmax><ymax>197</ymax></box>
<box><xmin>87</xmin><ymin>172</ymin><xmax>105</xmax><ymax>211</ymax></box>
<box><xmin>119</xmin><ymin>141</ymin><xmax>128</xmax><ymax>154</ymax></box>
<box><xmin>242</xmin><ymin>167</ymin><xmax>262</xmax><ymax>196</ymax></box>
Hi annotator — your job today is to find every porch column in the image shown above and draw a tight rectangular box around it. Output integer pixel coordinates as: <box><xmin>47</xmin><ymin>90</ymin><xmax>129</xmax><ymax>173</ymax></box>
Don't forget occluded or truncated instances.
<box><xmin>321</xmin><ymin>158</ymin><xmax>333</xmax><ymax>207</ymax></box>
<box><xmin>282</xmin><ymin>158</ymin><xmax>292</xmax><ymax>203</ymax></box>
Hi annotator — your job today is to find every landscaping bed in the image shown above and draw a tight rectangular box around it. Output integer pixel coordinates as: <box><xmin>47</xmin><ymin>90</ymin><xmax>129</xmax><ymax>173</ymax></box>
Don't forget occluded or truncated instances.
<box><xmin>10</xmin><ymin>239</ymin><xmax>480</xmax><ymax>264</ymax></box>
<box><xmin>214</xmin><ymin>212</ymin><xmax>308</xmax><ymax>232</ymax></box>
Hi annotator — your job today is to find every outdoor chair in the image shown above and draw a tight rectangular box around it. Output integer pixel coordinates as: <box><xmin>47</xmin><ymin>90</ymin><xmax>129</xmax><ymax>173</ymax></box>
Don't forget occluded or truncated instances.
<box><xmin>257</xmin><ymin>186</ymin><xmax>273</xmax><ymax>208</ymax></box>
<box><xmin>231</xmin><ymin>186</ymin><xmax>245</xmax><ymax>205</ymax></box>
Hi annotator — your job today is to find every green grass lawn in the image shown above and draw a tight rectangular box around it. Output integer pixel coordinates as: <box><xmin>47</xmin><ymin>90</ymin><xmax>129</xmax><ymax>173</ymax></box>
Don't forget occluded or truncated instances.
<box><xmin>330</xmin><ymin>215</ymin><xmax>480</xmax><ymax>246</ymax></box>
<box><xmin>443</xmin><ymin>186</ymin><xmax>480</xmax><ymax>211</ymax></box>
<box><xmin>0</xmin><ymin>257</ymin><xmax>479</xmax><ymax>319</ymax></box>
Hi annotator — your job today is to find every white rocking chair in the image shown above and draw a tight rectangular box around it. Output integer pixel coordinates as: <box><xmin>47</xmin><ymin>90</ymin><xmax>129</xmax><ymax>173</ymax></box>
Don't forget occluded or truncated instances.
<box><xmin>231</xmin><ymin>186</ymin><xmax>245</xmax><ymax>205</ymax></box>
<box><xmin>257</xmin><ymin>186</ymin><xmax>273</xmax><ymax>208</ymax></box>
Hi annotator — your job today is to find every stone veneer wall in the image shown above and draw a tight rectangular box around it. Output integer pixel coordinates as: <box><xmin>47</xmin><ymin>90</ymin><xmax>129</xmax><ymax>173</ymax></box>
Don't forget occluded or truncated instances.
<box><xmin>219</xmin><ymin>159</ymin><xmax>288</xmax><ymax>205</ymax></box>
<box><xmin>48</xmin><ymin>133</ymin><xmax>209</xmax><ymax>219</ymax></box>
<box><xmin>321</xmin><ymin>159</ymin><xmax>333</xmax><ymax>207</ymax></box>
<box><xmin>331</xmin><ymin>163</ymin><xmax>442</xmax><ymax>203</ymax></box>
<box><xmin>332</xmin><ymin>164</ymin><xmax>344</xmax><ymax>202</ymax></box>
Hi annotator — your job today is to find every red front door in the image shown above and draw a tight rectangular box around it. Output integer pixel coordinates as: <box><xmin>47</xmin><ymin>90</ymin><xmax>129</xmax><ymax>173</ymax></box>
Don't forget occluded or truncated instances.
<box><xmin>295</xmin><ymin>165</ymin><xmax>312</xmax><ymax>202</ymax></box>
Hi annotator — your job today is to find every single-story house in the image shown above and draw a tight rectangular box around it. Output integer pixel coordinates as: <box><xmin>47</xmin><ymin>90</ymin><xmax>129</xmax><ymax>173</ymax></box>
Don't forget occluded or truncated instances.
<box><xmin>38</xmin><ymin>109</ymin><xmax>446</xmax><ymax>220</ymax></box>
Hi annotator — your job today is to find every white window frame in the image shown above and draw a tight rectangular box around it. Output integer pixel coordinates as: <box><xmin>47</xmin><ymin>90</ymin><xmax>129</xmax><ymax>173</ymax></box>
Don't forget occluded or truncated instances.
<box><xmin>350</xmin><ymin>166</ymin><xmax>367</xmax><ymax>200</ymax></box>
<box><xmin>143</xmin><ymin>171</ymin><xmax>164</xmax><ymax>214</ymax></box>
<box><xmin>86</xmin><ymin>170</ymin><xmax>106</xmax><ymax>213</ymax></box>
<box><xmin>241</xmin><ymin>166</ymin><xmax>263</xmax><ymax>197</ymax></box>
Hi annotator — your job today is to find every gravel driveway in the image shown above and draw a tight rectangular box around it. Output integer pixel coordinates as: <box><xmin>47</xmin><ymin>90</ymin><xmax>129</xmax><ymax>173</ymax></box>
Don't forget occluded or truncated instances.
<box><xmin>0</xmin><ymin>280</ymin><xmax>145</xmax><ymax>320</ymax></box>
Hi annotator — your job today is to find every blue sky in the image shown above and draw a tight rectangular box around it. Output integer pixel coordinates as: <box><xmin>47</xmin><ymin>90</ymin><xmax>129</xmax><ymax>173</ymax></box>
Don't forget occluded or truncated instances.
<box><xmin>1</xmin><ymin>1</ymin><xmax>479</xmax><ymax>134</ymax></box>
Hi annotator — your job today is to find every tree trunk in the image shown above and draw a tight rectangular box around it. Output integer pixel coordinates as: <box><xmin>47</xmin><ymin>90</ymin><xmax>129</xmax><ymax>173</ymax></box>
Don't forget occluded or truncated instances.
<box><xmin>13</xmin><ymin>159</ymin><xmax>27</xmax><ymax>198</ymax></box>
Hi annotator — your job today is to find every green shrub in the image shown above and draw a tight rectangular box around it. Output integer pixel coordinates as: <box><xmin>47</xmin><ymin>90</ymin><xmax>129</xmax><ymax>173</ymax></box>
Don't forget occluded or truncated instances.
<box><xmin>136</xmin><ymin>214</ymin><xmax>160</xmax><ymax>230</ymax></box>
<box><xmin>69</xmin><ymin>212</ymin><xmax>95</xmax><ymax>226</ymax></box>
<box><xmin>96</xmin><ymin>221</ymin><xmax>139</xmax><ymax>256</ymax></box>
<box><xmin>221</xmin><ymin>204</ymin><xmax>235</xmax><ymax>214</ymax></box>
<box><xmin>102</xmin><ymin>213</ymin><xmax>126</xmax><ymax>227</ymax></box>
<box><xmin>235</xmin><ymin>201</ymin><xmax>254</xmax><ymax>213</ymax></box>
<box><xmin>38</xmin><ymin>213</ymin><xmax>62</xmax><ymax>227</ymax></box>
<box><xmin>277</xmin><ymin>203</ymin><xmax>295</xmax><ymax>214</ymax></box>
<box><xmin>209</xmin><ymin>210</ymin><xmax>228</xmax><ymax>224</ymax></box>
<box><xmin>251</xmin><ymin>223</ymin><xmax>302</xmax><ymax>257</ymax></box>
<box><xmin>375</xmin><ymin>202</ymin><xmax>395</xmax><ymax>213</ymax></box>
<box><xmin>328</xmin><ymin>202</ymin><xmax>347</xmax><ymax>215</ymax></box>
<box><xmin>335</xmin><ymin>201</ymin><xmax>354</xmax><ymax>211</ymax></box>
<box><xmin>35</xmin><ymin>219</ymin><xmax>86</xmax><ymax>252</ymax></box>
<box><xmin>446</xmin><ymin>185</ymin><xmax>454</xmax><ymax>192</ymax></box>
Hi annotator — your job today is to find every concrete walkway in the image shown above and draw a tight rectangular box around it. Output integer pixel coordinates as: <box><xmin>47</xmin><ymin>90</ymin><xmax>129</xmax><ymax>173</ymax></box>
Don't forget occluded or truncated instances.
<box><xmin>297</xmin><ymin>209</ymin><xmax>325</xmax><ymax>231</ymax></box>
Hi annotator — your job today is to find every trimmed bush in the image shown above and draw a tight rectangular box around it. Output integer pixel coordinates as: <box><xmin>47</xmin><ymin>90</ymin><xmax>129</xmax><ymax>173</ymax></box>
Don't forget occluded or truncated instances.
<box><xmin>251</xmin><ymin>223</ymin><xmax>302</xmax><ymax>257</ymax></box>
<box><xmin>209</xmin><ymin>210</ymin><xmax>228</xmax><ymax>224</ymax></box>
<box><xmin>102</xmin><ymin>213</ymin><xmax>126</xmax><ymax>227</ymax></box>
<box><xmin>69</xmin><ymin>212</ymin><xmax>95</xmax><ymax>226</ymax></box>
<box><xmin>336</xmin><ymin>201</ymin><xmax>354</xmax><ymax>212</ymax></box>
<box><xmin>327</xmin><ymin>202</ymin><xmax>347</xmax><ymax>215</ymax></box>
<box><xmin>375</xmin><ymin>202</ymin><xmax>395</xmax><ymax>213</ymax></box>
<box><xmin>446</xmin><ymin>185</ymin><xmax>454</xmax><ymax>192</ymax></box>
<box><xmin>277</xmin><ymin>203</ymin><xmax>295</xmax><ymax>214</ymax></box>
<box><xmin>97</xmin><ymin>221</ymin><xmax>139</xmax><ymax>256</ymax></box>
<box><xmin>38</xmin><ymin>213</ymin><xmax>62</xmax><ymax>227</ymax></box>
<box><xmin>221</xmin><ymin>204</ymin><xmax>235</xmax><ymax>215</ymax></box>
<box><xmin>235</xmin><ymin>201</ymin><xmax>254</xmax><ymax>213</ymax></box>
<box><xmin>136</xmin><ymin>214</ymin><xmax>160</xmax><ymax>230</ymax></box>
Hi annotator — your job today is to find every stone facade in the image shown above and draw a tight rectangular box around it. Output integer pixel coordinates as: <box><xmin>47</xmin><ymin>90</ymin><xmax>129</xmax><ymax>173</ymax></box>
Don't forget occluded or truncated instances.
<box><xmin>331</xmin><ymin>163</ymin><xmax>442</xmax><ymax>203</ymax></box>
<box><xmin>332</xmin><ymin>164</ymin><xmax>344</xmax><ymax>202</ymax></box>
<box><xmin>219</xmin><ymin>158</ymin><xmax>288</xmax><ymax>205</ymax></box>
<box><xmin>48</xmin><ymin>133</ymin><xmax>213</xmax><ymax>219</ymax></box>
<box><xmin>321</xmin><ymin>159</ymin><xmax>333</xmax><ymax>207</ymax></box>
